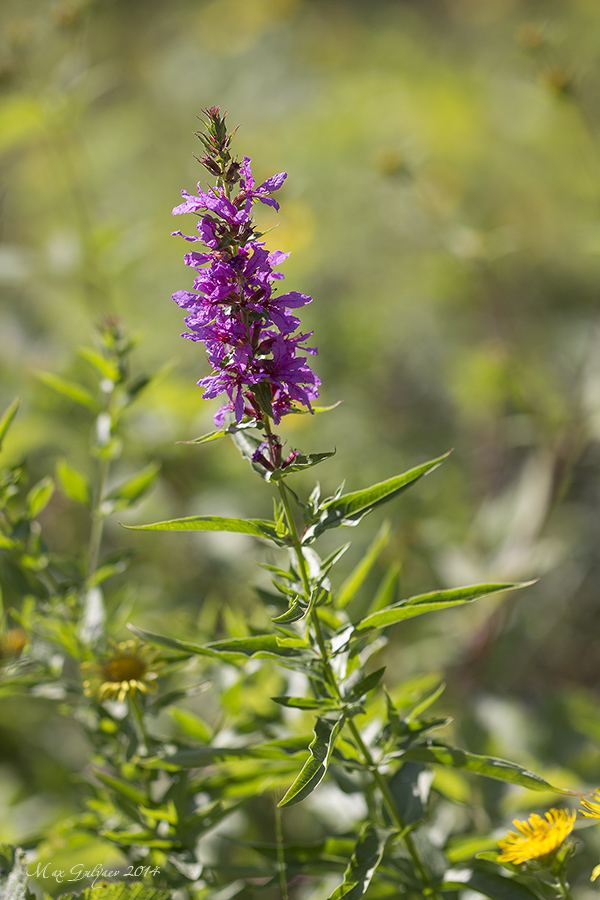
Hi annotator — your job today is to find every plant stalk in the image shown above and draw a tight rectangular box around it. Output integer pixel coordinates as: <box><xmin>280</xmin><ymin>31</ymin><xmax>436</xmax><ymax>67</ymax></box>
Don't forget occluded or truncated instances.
<box><xmin>273</xmin><ymin>457</ymin><xmax>441</xmax><ymax>900</ymax></box>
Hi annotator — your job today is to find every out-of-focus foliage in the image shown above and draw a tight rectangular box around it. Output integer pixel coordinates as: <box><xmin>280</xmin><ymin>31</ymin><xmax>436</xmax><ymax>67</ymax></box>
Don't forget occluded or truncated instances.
<box><xmin>3</xmin><ymin>0</ymin><xmax>600</xmax><ymax>896</ymax></box>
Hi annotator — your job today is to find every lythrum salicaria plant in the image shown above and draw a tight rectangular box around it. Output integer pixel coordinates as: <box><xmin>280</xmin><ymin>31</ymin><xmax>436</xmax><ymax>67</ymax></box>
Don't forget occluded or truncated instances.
<box><xmin>121</xmin><ymin>107</ymin><xmax>590</xmax><ymax>899</ymax></box>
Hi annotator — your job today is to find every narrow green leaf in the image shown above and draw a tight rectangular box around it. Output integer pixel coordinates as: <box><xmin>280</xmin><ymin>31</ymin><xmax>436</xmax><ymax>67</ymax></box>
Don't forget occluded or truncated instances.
<box><xmin>128</xmin><ymin>626</ymin><xmax>213</xmax><ymax>657</ymax></box>
<box><xmin>56</xmin><ymin>459</ymin><xmax>90</xmax><ymax>506</ymax></box>
<box><xmin>180</xmin><ymin>417</ymin><xmax>258</xmax><ymax>445</ymax></box>
<box><xmin>35</xmin><ymin>371</ymin><xmax>100</xmax><ymax>412</ymax></box>
<box><xmin>336</xmin><ymin>522</ymin><xmax>391</xmax><ymax>609</ymax></box>
<box><xmin>443</xmin><ymin>867</ymin><xmax>541</xmax><ymax>900</ymax></box>
<box><xmin>26</xmin><ymin>476</ymin><xmax>54</xmax><ymax>518</ymax></box>
<box><xmin>272</xmin><ymin>696</ymin><xmax>338</xmax><ymax>711</ymax></box>
<box><xmin>94</xmin><ymin>771</ymin><xmax>149</xmax><ymax>807</ymax></box>
<box><xmin>141</xmin><ymin>736</ymin><xmax>311</xmax><ymax>769</ymax></box>
<box><xmin>288</xmin><ymin>401</ymin><xmax>342</xmax><ymax>415</ymax></box>
<box><xmin>128</xmin><ymin>626</ymin><xmax>304</xmax><ymax>662</ymax></box>
<box><xmin>278</xmin><ymin>450</ymin><xmax>336</xmax><ymax>475</ymax></box>
<box><xmin>344</xmin><ymin>667</ymin><xmax>386</xmax><ymax>702</ymax></box>
<box><xmin>279</xmin><ymin>715</ymin><xmax>344</xmax><ymax>807</ymax></box>
<box><xmin>124</xmin><ymin>515</ymin><xmax>286</xmax><ymax>544</ymax></box>
<box><xmin>307</xmin><ymin>452</ymin><xmax>451</xmax><ymax>539</ymax></box>
<box><xmin>356</xmin><ymin>582</ymin><xmax>531</xmax><ymax>631</ymax></box>
<box><xmin>366</xmin><ymin>562</ymin><xmax>401</xmax><ymax>616</ymax></box>
<box><xmin>171</xmin><ymin>708</ymin><xmax>213</xmax><ymax>743</ymax></box>
<box><xmin>401</xmin><ymin>743</ymin><xmax>567</xmax><ymax>792</ymax></box>
<box><xmin>77</xmin><ymin>346</ymin><xmax>120</xmax><ymax>381</ymax></box>
<box><xmin>405</xmin><ymin>682</ymin><xmax>446</xmax><ymax>723</ymax></box>
<box><xmin>271</xmin><ymin>598</ymin><xmax>306</xmax><ymax>623</ymax></box>
<box><xmin>329</xmin><ymin>825</ymin><xmax>392</xmax><ymax>899</ymax></box>
<box><xmin>106</xmin><ymin>463</ymin><xmax>160</xmax><ymax>509</ymax></box>
<box><xmin>0</xmin><ymin>398</ymin><xmax>20</xmax><ymax>452</ymax></box>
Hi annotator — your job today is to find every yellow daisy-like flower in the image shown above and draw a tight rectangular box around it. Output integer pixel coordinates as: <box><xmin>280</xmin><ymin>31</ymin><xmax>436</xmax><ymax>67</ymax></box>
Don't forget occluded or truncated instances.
<box><xmin>498</xmin><ymin>808</ymin><xmax>576</xmax><ymax>866</ymax></box>
<box><xmin>81</xmin><ymin>640</ymin><xmax>160</xmax><ymax>703</ymax></box>
<box><xmin>580</xmin><ymin>790</ymin><xmax>600</xmax><ymax>819</ymax></box>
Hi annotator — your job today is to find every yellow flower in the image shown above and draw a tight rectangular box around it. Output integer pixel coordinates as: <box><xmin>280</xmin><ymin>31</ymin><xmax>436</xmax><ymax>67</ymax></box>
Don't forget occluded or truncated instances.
<box><xmin>498</xmin><ymin>808</ymin><xmax>576</xmax><ymax>866</ymax></box>
<box><xmin>81</xmin><ymin>640</ymin><xmax>160</xmax><ymax>703</ymax></box>
<box><xmin>592</xmin><ymin>864</ymin><xmax>600</xmax><ymax>882</ymax></box>
<box><xmin>0</xmin><ymin>627</ymin><xmax>28</xmax><ymax>660</ymax></box>
<box><xmin>580</xmin><ymin>790</ymin><xmax>600</xmax><ymax>819</ymax></box>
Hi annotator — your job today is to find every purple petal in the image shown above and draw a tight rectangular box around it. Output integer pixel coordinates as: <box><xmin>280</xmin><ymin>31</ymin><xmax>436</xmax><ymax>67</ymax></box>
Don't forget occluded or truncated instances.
<box><xmin>258</xmin><ymin>172</ymin><xmax>287</xmax><ymax>193</ymax></box>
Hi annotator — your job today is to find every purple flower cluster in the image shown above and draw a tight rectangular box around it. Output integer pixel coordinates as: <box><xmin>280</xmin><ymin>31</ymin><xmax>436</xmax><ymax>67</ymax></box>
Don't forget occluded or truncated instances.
<box><xmin>172</xmin><ymin>152</ymin><xmax>320</xmax><ymax>427</ymax></box>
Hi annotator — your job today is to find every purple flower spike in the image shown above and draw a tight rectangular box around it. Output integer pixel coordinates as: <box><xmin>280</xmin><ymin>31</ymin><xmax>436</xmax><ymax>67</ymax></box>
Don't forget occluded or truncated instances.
<box><xmin>172</xmin><ymin>109</ymin><xmax>319</xmax><ymax>428</ymax></box>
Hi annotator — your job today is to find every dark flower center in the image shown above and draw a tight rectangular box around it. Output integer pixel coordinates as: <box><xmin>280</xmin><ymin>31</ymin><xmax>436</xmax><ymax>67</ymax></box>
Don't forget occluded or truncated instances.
<box><xmin>102</xmin><ymin>655</ymin><xmax>146</xmax><ymax>682</ymax></box>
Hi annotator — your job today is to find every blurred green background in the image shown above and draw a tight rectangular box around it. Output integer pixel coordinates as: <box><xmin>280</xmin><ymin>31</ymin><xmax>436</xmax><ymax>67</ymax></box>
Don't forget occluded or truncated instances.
<box><xmin>3</xmin><ymin>0</ymin><xmax>600</xmax><ymax>882</ymax></box>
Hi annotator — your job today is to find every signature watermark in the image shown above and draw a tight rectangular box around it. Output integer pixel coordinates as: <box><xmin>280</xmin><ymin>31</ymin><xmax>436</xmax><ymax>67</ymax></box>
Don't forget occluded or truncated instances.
<box><xmin>28</xmin><ymin>862</ymin><xmax>162</xmax><ymax>889</ymax></box>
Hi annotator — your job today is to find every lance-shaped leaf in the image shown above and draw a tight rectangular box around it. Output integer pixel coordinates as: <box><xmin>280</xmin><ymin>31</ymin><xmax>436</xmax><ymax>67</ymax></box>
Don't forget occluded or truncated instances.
<box><xmin>56</xmin><ymin>459</ymin><xmax>90</xmax><ymax>506</ymax></box>
<box><xmin>35</xmin><ymin>371</ymin><xmax>100</xmax><ymax>412</ymax></box>
<box><xmin>336</xmin><ymin>522</ymin><xmax>391</xmax><ymax>609</ymax></box>
<box><xmin>329</xmin><ymin>825</ymin><xmax>393</xmax><ymax>899</ymax></box>
<box><xmin>271</xmin><ymin>598</ymin><xmax>306</xmax><ymax>623</ymax></box>
<box><xmin>141</xmin><ymin>735</ymin><xmax>311</xmax><ymax>769</ymax></box>
<box><xmin>124</xmin><ymin>515</ymin><xmax>288</xmax><ymax>545</ymax></box>
<box><xmin>0</xmin><ymin>398</ymin><xmax>20</xmax><ymax>452</ymax></box>
<box><xmin>356</xmin><ymin>582</ymin><xmax>531</xmax><ymax>631</ymax></box>
<box><xmin>129</xmin><ymin>626</ymin><xmax>306</xmax><ymax>663</ymax></box>
<box><xmin>279</xmin><ymin>715</ymin><xmax>344</xmax><ymax>807</ymax></box>
<box><xmin>180</xmin><ymin>417</ymin><xmax>259</xmax><ymax>445</ymax></box>
<box><xmin>274</xmin><ymin>450</ymin><xmax>336</xmax><ymax>475</ymax></box>
<box><xmin>399</xmin><ymin>743</ymin><xmax>568</xmax><ymax>792</ymax></box>
<box><xmin>306</xmin><ymin>452</ymin><xmax>451</xmax><ymax>540</ymax></box>
<box><xmin>443</xmin><ymin>867</ymin><xmax>541</xmax><ymax>900</ymax></box>
<box><xmin>272</xmin><ymin>696</ymin><xmax>338</xmax><ymax>711</ymax></box>
<box><xmin>26</xmin><ymin>477</ymin><xmax>54</xmax><ymax>519</ymax></box>
<box><xmin>77</xmin><ymin>346</ymin><xmax>120</xmax><ymax>381</ymax></box>
<box><xmin>105</xmin><ymin>462</ymin><xmax>160</xmax><ymax>511</ymax></box>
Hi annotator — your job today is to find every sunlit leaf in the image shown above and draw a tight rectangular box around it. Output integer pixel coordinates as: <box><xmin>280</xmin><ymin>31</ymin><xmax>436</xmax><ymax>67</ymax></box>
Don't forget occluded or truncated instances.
<box><xmin>124</xmin><ymin>515</ymin><xmax>287</xmax><ymax>545</ymax></box>
<box><xmin>336</xmin><ymin>522</ymin><xmax>391</xmax><ymax>609</ymax></box>
<box><xmin>0</xmin><ymin>398</ymin><xmax>20</xmax><ymax>453</ymax></box>
<box><xmin>26</xmin><ymin>476</ymin><xmax>54</xmax><ymax>519</ymax></box>
<box><xmin>356</xmin><ymin>582</ymin><xmax>532</xmax><ymax>631</ymax></box>
<box><xmin>400</xmin><ymin>743</ymin><xmax>568</xmax><ymax>792</ymax></box>
<box><xmin>276</xmin><ymin>450</ymin><xmax>336</xmax><ymax>475</ymax></box>
<box><xmin>306</xmin><ymin>452</ymin><xmax>451</xmax><ymax>540</ymax></box>
<box><xmin>35</xmin><ymin>371</ymin><xmax>100</xmax><ymax>412</ymax></box>
<box><xmin>77</xmin><ymin>346</ymin><xmax>120</xmax><ymax>382</ymax></box>
<box><xmin>106</xmin><ymin>463</ymin><xmax>160</xmax><ymax>510</ymax></box>
<box><xmin>56</xmin><ymin>459</ymin><xmax>90</xmax><ymax>506</ymax></box>
<box><xmin>171</xmin><ymin>708</ymin><xmax>213</xmax><ymax>743</ymax></box>
<box><xmin>272</xmin><ymin>696</ymin><xmax>338</xmax><ymax>711</ymax></box>
<box><xmin>279</xmin><ymin>715</ymin><xmax>344</xmax><ymax>807</ymax></box>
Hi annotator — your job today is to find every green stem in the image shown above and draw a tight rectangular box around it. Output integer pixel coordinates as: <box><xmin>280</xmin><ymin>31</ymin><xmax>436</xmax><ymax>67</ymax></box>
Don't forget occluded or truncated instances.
<box><xmin>272</xmin><ymin>452</ymin><xmax>441</xmax><ymax>900</ymax></box>
<box><xmin>129</xmin><ymin>692</ymin><xmax>149</xmax><ymax>755</ymax></box>
<box><xmin>86</xmin><ymin>449</ymin><xmax>110</xmax><ymax>583</ymax></box>
<box><xmin>274</xmin><ymin>798</ymin><xmax>289</xmax><ymax>900</ymax></box>
<box><xmin>555</xmin><ymin>872</ymin><xmax>573</xmax><ymax>900</ymax></box>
